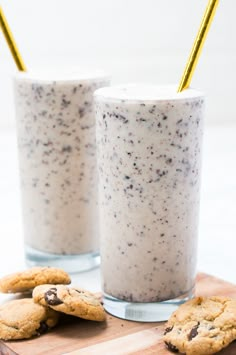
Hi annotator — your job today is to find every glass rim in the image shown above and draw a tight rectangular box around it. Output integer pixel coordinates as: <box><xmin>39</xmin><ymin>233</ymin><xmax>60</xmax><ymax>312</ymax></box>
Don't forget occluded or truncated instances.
<box><xmin>94</xmin><ymin>83</ymin><xmax>205</xmax><ymax>104</ymax></box>
<box><xmin>13</xmin><ymin>67</ymin><xmax>110</xmax><ymax>84</ymax></box>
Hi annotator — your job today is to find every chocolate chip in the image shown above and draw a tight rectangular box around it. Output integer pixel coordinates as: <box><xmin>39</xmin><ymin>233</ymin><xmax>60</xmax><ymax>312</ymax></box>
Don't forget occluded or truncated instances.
<box><xmin>164</xmin><ymin>326</ymin><xmax>173</xmax><ymax>335</ymax></box>
<box><xmin>165</xmin><ymin>341</ymin><xmax>179</xmax><ymax>353</ymax></box>
<box><xmin>12</xmin><ymin>325</ymin><xmax>19</xmax><ymax>330</ymax></box>
<box><xmin>37</xmin><ymin>321</ymin><xmax>49</xmax><ymax>335</ymax></box>
<box><xmin>79</xmin><ymin>108</ymin><xmax>85</xmax><ymax>117</ymax></box>
<box><xmin>62</xmin><ymin>98</ymin><xmax>71</xmax><ymax>107</ymax></box>
<box><xmin>44</xmin><ymin>288</ymin><xmax>63</xmax><ymax>306</ymax></box>
<box><xmin>62</xmin><ymin>145</ymin><xmax>72</xmax><ymax>153</ymax></box>
<box><xmin>188</xmin><ymin>322</ymin><xmax>199</xmax><ymax>341</ymax></box>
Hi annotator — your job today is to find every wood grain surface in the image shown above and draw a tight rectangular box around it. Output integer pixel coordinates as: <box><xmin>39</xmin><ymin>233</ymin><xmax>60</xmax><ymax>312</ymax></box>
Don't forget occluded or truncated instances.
<box><xmin>0</xmin><ymin>273</ymin><xmax>236</xmax><ymax>355</ymax></box>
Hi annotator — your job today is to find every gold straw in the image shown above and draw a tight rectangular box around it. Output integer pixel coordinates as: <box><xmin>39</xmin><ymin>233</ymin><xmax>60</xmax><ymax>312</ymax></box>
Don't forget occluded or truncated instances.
<box><xmin>177</xmin><ymin>0</ymin><xmax>219</xmax><ymax>92</ymax></box>
<box><xmin>0</xmin><ymin>6</ymin><xmax>26</xmax><ymax>71</ymax></box>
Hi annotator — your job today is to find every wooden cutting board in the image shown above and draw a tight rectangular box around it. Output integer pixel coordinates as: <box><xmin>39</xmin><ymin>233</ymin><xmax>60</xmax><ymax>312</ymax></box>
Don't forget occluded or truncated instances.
<box><xmin>1</xmin><ymin>273</ymin><xmax>236</xmax><ymax>355</ymax></box>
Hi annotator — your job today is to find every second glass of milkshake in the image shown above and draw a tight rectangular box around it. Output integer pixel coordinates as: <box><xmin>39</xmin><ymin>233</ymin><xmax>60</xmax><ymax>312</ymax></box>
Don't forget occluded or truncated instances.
<box><xmin>14</xmin><ymin>68</ymin><xmax>110</xmax><ymax>272</ymax></box>
<box><xmin>95</xmin><ymin>84</ymin><xmax>205</xmax><ymax>321</ymax></box>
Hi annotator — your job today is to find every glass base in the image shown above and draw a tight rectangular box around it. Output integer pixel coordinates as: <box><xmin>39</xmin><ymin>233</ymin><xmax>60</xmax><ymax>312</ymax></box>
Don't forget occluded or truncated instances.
<box><xmin>25</xmin><ymin>245</ymin><xmax>100</xmax><ymax>273</ymax></box>
<box><xmin>104</xmin><ymin>290</ymin><xmax>194</xmax><ymax>322</ymax></box>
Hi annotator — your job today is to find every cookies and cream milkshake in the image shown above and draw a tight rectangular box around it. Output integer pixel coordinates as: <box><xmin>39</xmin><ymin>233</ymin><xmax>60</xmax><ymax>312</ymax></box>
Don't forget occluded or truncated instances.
<box><xmin>14</xmin><ymin>69</ymin><xmax>110</xmax><ymax>271</ymax></box>
<box><xmin>95</xmin><ymin>84</ymin><xmax>204</xmax><ymax>320</ymax></box>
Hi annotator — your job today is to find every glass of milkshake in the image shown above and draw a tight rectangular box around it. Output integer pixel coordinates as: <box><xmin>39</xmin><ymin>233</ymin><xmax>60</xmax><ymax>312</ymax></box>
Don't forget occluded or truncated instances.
<box><xmin>13</xmin><ymin>68</ymin><xmax>110</xmax><ymax>272</ymax></box>
<box><xmin>95</xmin><ymin>84</ymin><xmax>205</xmax><ymax>321</ymax></box>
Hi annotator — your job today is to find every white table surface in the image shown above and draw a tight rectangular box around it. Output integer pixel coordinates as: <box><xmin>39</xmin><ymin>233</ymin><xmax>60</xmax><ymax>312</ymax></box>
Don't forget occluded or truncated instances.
<box><xmin>0</xmin><ymin>124</ymin><xmax>235</xmax><ymax>303</ymax></box>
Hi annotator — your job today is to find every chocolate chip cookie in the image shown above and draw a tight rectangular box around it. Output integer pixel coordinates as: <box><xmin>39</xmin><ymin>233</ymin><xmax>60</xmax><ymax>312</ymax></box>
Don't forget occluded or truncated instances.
<box><xmin>33</xmin><ymin>284</ymin><xmax>106</xmax><ymax>322</ymax></box>
<box><xmin>0</xmin><ymin>298</ymin><xmax>59</xmax><ymax>340</ymax></box>
<box><xmin>163</xmin><ymin>296</ymin><xmax>236</xmax><ymax>355</ymax></box>
<box><xmin>0</xmin><ymin>267</ymin><xmax>71</xmax><ymax>293</ymax></box>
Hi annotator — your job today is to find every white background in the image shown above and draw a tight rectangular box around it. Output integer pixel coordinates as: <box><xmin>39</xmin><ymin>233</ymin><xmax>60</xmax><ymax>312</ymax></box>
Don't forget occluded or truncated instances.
<box><xmin>0</xmin><ymin>1</ymin><xmax>235</xmax><ymax>286</ymax></box>
<box><xmin>0</xmin><ymin>0</ymin><xmax>236</xmax><ymax>127</ymax></box>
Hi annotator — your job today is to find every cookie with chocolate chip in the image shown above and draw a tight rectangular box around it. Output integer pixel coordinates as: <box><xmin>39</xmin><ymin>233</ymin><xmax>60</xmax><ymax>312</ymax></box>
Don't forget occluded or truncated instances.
<box><xmin>0</xmin><ymin>298</ymin><xmax>59</xmax><ymax>340</ymax></box>
<box><xmin>33</xmin><ymin>284</ymin><xmax>106</xmax><ymax>322</ymax></box>
<box><xmin>0</xmin><ymin>267</ymin><xmax>71</xmax><ymax>293</ymax></box>
<box><xmin>163</xmin><ymin>296</ymin><xmax>236</xmax><ymax>355</ymax></box>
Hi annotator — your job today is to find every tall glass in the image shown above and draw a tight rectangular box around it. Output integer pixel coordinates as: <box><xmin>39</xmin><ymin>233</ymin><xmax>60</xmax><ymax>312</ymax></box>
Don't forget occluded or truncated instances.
<box><xmin>95</xmin><ymin>84</ymin><xmax>205</xmax><ymax>321</ymax></box>
<box><xmin>14</xmin><ymin>69</ymin><xmax>110</xmax><ymax>272</ymax></box>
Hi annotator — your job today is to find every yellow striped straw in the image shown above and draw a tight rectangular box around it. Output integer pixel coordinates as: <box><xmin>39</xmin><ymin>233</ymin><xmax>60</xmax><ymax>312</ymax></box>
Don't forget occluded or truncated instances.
<box><xmin>178</xmin><ymin>0</ymin><xmax>219</xmax><ymax>92</ymax></box>
<box><xmin>0</xmin><ymin>6</ymin><xmax>26</xmax><ymax>71</ymax></box>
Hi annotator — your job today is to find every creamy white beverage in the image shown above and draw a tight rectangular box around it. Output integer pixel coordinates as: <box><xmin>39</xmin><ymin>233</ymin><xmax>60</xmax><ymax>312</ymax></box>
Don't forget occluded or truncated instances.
<box><xmin>95</xmin><ymin>84</ymin><xmax>204</xmax><ymax>315</ymax></box>
<box><xmin>14</xmin><ymin>69</ymin><xmax>110</xmax><ymax>271</ymax></box>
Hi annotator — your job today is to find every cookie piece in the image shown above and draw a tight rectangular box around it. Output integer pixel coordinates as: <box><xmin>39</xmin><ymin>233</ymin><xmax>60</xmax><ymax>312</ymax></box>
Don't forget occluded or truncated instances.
<box><xmin>33</xmin><ymin>284</ymin><xmax>106</xmax><ymax>322</ymax></box>
<box><xmin>163</xmin><ymin>296</ymin><xmax>236</xmax><ymax>355</ymax></box>
<box><xmin>0</xmin><ymin>298</ymin><xmax>59</xmax><ymax>340</ymax></box>
<box><xmin>0</xmin><ymin>267</ymin><xmax>71</xmax><ymax>293</ymax></box>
